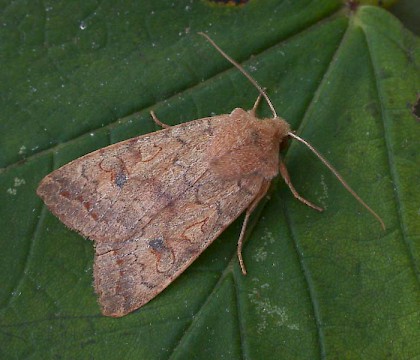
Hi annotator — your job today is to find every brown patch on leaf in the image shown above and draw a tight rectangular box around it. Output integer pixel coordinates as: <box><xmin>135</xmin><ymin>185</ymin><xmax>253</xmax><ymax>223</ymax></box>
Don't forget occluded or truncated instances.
<box><xmin>412</xmin><ymin>94</ymin><xmax>420</xmax><ymax>122</ymax></box>
<box><xmin>207</xmin><ymin>0</ymin><xmax>249</xmax><ymax>6</ymax></box>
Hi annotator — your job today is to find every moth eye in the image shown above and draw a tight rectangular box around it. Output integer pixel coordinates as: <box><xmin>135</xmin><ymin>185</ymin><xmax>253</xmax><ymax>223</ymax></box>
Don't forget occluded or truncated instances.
<box><xmin>280</xmin><ymin>137</ymin><xmax>289</xmax><ymax>151</ymax></box>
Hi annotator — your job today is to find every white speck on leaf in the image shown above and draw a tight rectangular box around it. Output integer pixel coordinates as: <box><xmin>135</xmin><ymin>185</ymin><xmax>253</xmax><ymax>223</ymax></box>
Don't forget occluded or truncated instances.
<box><xmin>18</xmin><ymin>145</ymin><xmax>26</xmax><ymax>155</ymax></box>
<box><xmin>248</xmin><ymin>287</ymin><xmax>299</xmax><ymax>334</ymax></box>
<box><xmin>253</xmin><ymin>246</ymin><xmax>267</xmax><ymax>262</ymax></box>
<box><xmin>14</xmin><ymin>177</ymin><xmax>26</xmax><ymax>187</ymax></box>
<box><xmin>261</xmin><ymin>228</ymin><xmax>275</xmax><ymax>244</ymax></box>
<box><xmin>288</xmin><ymin>323</ymin><xmax>300</xmax><ymax>330</ymax></box>
<box><xmin>7</xmin><ymin>177</ymin><xmax>25</xmax><ymax>195</ymax></box>
<box><xmin>318</xmin><ymin>174</ymin><xmax>329</xmax><ymax>208</ymax></box>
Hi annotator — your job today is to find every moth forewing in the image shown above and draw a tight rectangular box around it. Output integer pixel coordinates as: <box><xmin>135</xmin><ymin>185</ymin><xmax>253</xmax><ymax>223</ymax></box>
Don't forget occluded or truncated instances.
<box><xmin>37</xmin><ymin>109</ymin><xmax>285</xmax><ymax>317</ymax></box>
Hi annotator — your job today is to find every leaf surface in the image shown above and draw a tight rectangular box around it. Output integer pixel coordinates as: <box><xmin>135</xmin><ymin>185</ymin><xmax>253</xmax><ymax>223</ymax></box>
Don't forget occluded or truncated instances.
<box><xmin>0</xmin><ymin>1</ymin><xmax>419</xmax><ymax>359</ymax></box>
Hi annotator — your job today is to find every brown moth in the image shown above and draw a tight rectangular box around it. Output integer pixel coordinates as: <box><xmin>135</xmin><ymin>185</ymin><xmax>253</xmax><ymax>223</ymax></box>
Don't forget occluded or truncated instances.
<box><xmin>37</xmin><ymin>32</ymin><xmax>384</xmax><ymax>317</ymax></box>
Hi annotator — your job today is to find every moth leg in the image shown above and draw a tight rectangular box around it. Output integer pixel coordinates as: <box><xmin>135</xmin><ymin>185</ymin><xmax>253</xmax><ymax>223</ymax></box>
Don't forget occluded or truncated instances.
<box><xmin>150</xmin><ymin>111</ymin><xmax>171</xmax><ymax>129</ymax></box>
<box><xmin>237</xmin><ymin>179</ymin><xmax>271</xmax><ymax>275</ymax></box>
<box><xmin>249</xmin><ymin>92</ymin><xmax>264</xmax><ymax>116</ymax></box>
<box><xmin>279</xmin><ymin>157</ymin><xmax>323</xmax><ymax>212</ymax></box>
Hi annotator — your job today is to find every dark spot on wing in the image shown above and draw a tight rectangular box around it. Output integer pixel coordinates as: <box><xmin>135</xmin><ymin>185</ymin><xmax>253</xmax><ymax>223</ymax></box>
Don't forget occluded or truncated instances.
<box><xmin>148</xmin><ymin>238</ymin><xmax>166</xmax><ymax>253</ymax></box>
<box><xmin>115</xmin><ymin>173</ymin><xmax>128</xmax><ymax>188</ymax></box>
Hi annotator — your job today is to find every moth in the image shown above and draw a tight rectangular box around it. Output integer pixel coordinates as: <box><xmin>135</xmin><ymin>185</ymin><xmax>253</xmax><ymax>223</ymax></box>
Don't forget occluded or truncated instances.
<box><xmin>37</xmin><ymin>32</ymin><xmax>384</xmax><ymax>317</ymax></box>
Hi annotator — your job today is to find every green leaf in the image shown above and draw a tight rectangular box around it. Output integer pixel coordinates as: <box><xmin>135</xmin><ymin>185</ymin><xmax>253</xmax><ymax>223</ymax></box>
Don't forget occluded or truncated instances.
<box><xmin>1</xmin><ymin>1</ymin><xmax>419</xmax><ymax>359</ymax></box>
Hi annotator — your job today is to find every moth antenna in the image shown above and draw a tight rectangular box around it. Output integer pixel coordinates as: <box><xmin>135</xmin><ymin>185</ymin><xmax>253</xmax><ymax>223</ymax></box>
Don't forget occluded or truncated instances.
<box><xmin>288</xmin><ymin>132</ymin><xmax>385</xmax><ymax>230</ymax></box>
<box><xmin>198</xmin><ymin>32</ymin><xmax>278</xmax><ymax>118</ymax></box>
